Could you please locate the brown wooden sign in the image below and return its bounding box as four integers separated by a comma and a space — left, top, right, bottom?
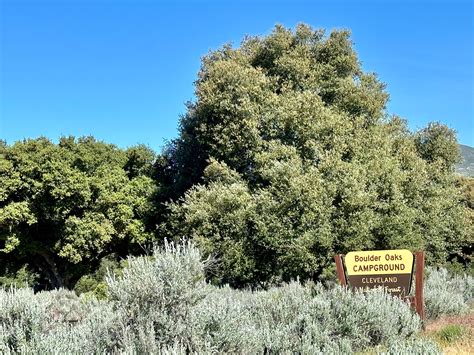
334, 250, 425, 320
344, 249, 414, 297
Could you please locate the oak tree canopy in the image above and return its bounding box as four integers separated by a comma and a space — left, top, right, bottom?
160, 24, 469, 287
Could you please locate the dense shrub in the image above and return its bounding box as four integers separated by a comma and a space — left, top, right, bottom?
424, 267, 474, 319
0, 242, 416, 353
74, 254, 126, 299
0, 287, 118, 353
0, 242, 471, 353
186, 282, 420, 353
106, 241, 210, 352
0, 265, 38, 289
19, 299, 119, 354
0, 288, 48, 352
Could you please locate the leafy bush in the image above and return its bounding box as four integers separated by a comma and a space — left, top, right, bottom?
187, 282, 420, 353
0, 265, 38, 289
19, 299, 119, 354
0, 287, 118, 353
424, 267, 474, 319
74, 254, 126, 299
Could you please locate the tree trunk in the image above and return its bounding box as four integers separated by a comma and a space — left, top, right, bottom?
36, 251, 64, 289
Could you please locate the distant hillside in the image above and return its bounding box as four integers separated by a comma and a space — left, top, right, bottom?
456, 144, 474, 177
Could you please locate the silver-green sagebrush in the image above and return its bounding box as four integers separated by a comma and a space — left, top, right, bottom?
3, 241, 459, 354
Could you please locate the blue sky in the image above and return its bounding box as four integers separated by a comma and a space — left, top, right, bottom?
1, 0, 473, 151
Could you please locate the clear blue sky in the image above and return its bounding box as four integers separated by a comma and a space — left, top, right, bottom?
1, 0, 473, 151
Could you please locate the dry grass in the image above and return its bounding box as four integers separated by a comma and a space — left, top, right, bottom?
424, 311, 474, 354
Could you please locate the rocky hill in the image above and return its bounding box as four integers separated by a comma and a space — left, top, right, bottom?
457, 144, 474, 177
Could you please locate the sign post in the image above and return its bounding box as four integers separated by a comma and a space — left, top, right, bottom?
334, 250, 424, 320
414, 251, 425, 320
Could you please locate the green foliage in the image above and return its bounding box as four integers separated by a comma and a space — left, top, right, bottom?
0, 136, 157, 288
445, 260, 474, 277
0, 23, 470, 299
454, 176, 474, 268
74, 254, 126, 299
124, 144, 156, 179
415, 122, 461, 168
161, 24, 469, 287
0, 265, 38, 289
435, 324, 466, 345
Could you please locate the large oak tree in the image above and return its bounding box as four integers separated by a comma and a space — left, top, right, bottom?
160, 24, 470, 287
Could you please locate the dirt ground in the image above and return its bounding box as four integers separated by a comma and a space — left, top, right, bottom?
423, 312, 474, 354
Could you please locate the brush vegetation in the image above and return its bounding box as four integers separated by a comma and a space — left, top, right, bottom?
3, 242, 471, 354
